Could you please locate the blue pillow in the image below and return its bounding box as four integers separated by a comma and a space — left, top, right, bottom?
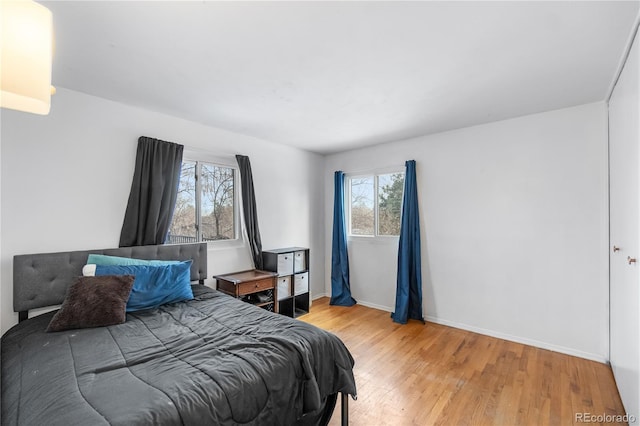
94, 261, 193, 312
87, 254, 181, 266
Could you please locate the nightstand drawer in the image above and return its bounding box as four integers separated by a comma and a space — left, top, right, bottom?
238, 278, 274, 296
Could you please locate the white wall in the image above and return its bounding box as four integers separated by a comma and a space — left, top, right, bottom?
1, 89, 610, 363
0, 88, 325, 333
324, 102, 609, 362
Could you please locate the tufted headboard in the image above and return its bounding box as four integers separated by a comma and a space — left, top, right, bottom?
13, 243, 208, 321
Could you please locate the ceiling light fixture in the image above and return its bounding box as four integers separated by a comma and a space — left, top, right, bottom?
1, 0, 54, 115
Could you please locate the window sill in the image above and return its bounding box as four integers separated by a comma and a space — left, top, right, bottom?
166, 238, 245, 251
347, 235, 399, 245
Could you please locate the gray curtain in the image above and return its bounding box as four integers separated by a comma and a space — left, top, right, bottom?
236, 155, 263, 269
119, 136, 183, 247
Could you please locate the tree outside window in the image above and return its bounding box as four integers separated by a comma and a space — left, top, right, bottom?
378, 173, 404, 236
348, 172, 404, 237
168, 160, 236, 243
350, 176, 374, 235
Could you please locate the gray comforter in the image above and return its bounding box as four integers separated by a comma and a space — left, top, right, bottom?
1, 286, 356, 425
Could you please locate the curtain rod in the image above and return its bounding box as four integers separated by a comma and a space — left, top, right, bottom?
340, 162, 408, 176
182, 148, 237, 165
183, 147, 236, 158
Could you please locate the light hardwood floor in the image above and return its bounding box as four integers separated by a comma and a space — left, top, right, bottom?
300, 297, 626, 426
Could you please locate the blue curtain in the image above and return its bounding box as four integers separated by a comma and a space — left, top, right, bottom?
391, 160, 424, 324
330, 171, 357, 306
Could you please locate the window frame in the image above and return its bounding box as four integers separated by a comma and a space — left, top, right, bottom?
169, 151, 242, 248
345, 168, 405, 240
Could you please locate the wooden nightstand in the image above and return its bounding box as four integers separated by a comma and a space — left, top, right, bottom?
214, 270, 278, 313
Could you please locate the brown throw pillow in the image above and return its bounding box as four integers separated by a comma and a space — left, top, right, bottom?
47, 275, 135, 332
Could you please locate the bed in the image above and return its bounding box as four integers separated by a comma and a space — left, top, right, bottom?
1, 243, 356, 425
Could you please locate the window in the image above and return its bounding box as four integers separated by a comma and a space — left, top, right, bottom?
347, 172, 405, 237
168, 160, 237, 244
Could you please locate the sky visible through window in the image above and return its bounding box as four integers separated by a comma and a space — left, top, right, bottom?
349, 173, 404, 236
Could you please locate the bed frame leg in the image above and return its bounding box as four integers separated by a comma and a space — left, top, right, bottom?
341, 392, 349, 426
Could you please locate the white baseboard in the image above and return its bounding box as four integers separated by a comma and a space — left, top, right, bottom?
312, 294, 395, 313
356, 300, 394, 313
314, 293, 607, 364
425, 315, 608, 364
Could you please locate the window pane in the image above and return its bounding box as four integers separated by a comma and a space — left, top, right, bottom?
168, 161, 197, 243
201, 164, 235, 241
350, 176, 374, 235
378, 173, 404, 236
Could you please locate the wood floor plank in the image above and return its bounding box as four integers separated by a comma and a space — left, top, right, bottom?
300, 297, 626, 426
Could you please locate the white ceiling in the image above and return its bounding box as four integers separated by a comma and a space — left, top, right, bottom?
43, 1, 639, 154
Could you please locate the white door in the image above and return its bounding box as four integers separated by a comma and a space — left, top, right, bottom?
609, 33, 640, 418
